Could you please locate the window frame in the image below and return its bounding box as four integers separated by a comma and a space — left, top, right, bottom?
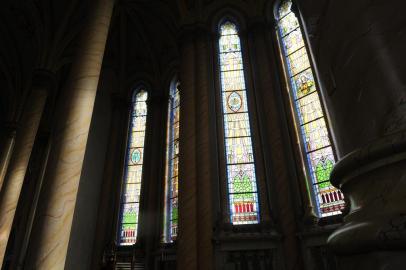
274, 0, 344, 219
213, 16, 266, 226
116, 86, 150, 246
162, 79, 180, 243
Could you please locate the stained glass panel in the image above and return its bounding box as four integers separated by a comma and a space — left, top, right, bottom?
118, 90, 148, 245
164, 82, 180, 242
219, 21, 260, 224
277, 0, 344, 217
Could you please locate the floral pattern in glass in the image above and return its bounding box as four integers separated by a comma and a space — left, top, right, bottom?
163, 82, 180, 242
277, 0, 345, 217
118, 90, 148, 245
219, 21, 260, 224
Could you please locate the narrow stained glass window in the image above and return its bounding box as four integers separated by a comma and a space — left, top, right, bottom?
218, 21, 260, 225
277, 0, 345, 217
118, 89, 148, 245
163, 82, 180, 242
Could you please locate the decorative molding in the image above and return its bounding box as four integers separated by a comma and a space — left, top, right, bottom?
330, 130, 406, 188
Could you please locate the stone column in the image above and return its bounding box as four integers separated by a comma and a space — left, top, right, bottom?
24, 0, 115, 268
0, 122, 17, 192
194, 28, 214, 270
178, 24, 215, 270
307, 1, 406, 269
141, 95, 167, 269
177, 27, 198, 270
246, 20, 305, 270
0, 72, 51, 266
92, 93, 130, 269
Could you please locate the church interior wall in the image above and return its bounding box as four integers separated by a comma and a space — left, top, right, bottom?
0, 0, 405, 269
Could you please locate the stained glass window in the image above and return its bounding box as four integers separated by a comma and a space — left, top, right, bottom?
219, 21, 260, 225
277, 0, 345, 217
118, 89, 148, 245
163, 82, 180, 242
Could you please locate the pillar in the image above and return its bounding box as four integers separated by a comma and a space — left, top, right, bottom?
92, 93, 130, 269
177, 26, 198, 270
246, 19, 304, 270
24, 0, 115, 268
194, 27, 214, 270
308, 1, 406, 269
0, 72, 51, 266
178, 25, 215, 270
141, 94, 167, 269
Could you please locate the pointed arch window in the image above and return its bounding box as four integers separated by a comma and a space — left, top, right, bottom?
218, 21, 260, 225
118, 89, 148, 245
276, 0, 345, 217
163, 82, 180, 242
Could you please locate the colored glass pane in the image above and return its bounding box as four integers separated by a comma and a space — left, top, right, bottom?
164, 82, 180, 242
277, 0, 345, 217
118, 90, 148, 245
219, 21, 260, 225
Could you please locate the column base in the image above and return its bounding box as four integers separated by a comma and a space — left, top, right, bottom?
328, 130, 406, 257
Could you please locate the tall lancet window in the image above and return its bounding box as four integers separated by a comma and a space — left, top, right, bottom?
277, 0, 345, 217
118, 89, 148, 245
218, 21, 260, 225
163, 82, 180, 242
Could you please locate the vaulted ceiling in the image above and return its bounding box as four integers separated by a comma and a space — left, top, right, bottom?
0, 0, 281, 123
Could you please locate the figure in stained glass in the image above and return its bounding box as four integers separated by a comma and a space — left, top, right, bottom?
298, 74, 314, 95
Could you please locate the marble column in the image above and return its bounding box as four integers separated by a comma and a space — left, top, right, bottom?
177, 27, 198, 270
24, 0, 115, 268
307, 1, 406, 269
0, 72, 51, 266
0, 122, 17, 192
